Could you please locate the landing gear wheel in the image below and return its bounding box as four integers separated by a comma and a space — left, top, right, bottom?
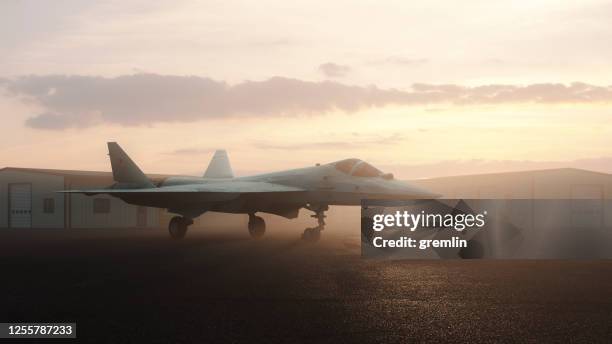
302, 204, 327, 242
248, 215, 266, 239
302, 227, 321, 242
169, 216, 190, 239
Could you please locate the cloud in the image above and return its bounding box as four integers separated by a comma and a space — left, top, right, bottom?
24, 112, 77, 130
3, 74, 612, 130
252, 133, 406, 151
318, 63, 351, 78
4, 74, 404, 129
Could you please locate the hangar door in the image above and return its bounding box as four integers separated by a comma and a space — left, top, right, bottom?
9, 183, 32, 228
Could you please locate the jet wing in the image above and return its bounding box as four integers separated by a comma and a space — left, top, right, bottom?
60, 181, 305, 195
60, 181, 308, 210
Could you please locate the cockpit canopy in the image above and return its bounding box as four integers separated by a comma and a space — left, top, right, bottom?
333, 158, 384, 177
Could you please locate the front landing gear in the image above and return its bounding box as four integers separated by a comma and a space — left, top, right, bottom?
169, 216, 193, 239
302, 204, 328, 242
302, 227, 321, 242
248, 214, 266, 239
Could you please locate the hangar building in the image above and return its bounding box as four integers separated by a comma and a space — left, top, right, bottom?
412, 168, 612, 200
412, 168, 612, 229
0, 167, 168, 229
2, 166, 612, 232
412, 168, 612, 258
0, 167, 248, 230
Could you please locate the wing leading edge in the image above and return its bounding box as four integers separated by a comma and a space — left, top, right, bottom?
60, 181, 305, 195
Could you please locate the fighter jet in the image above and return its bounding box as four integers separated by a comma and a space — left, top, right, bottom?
63, 142, 438, 241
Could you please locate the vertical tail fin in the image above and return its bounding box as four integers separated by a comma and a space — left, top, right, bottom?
107, 142, 154, 188
204, 150, 234, 179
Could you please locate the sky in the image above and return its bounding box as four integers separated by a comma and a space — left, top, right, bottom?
1, 0, 612, 179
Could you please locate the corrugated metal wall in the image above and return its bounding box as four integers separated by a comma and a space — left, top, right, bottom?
68, 193, 161, 229
3, 168, 612, 230
0, 170, 64, 228
0, 170, 161, 229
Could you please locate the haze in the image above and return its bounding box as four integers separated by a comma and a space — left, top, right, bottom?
1, 0, 612, 179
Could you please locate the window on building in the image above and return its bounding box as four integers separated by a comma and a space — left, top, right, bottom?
93, 198, 111, 214
43, 198, 55, 214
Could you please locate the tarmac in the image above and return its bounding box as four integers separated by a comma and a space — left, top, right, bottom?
1, 228, 612, 343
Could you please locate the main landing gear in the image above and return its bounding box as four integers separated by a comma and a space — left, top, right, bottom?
302, 204, 328, 243
248, 213, 266, 239
169, 216, 193, 239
